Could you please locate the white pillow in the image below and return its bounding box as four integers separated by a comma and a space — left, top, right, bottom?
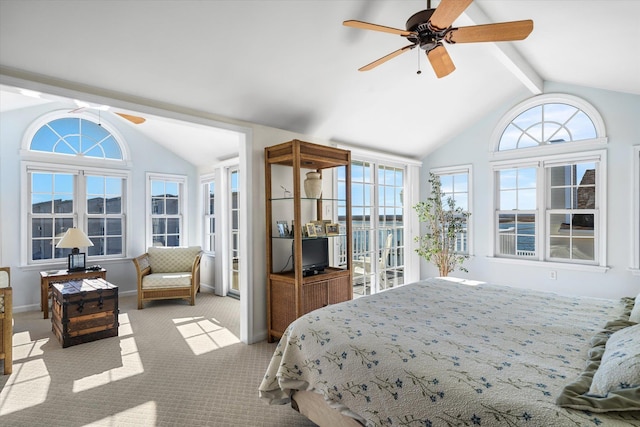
630, 294, 640, 323
588, 324, 640, 397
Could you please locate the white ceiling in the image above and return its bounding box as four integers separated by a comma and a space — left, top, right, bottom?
1, 1, 639, 167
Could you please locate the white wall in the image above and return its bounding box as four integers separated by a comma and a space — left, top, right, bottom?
420, 82, 640, 299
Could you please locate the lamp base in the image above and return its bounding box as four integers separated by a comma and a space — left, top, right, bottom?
68, 252, 86, 272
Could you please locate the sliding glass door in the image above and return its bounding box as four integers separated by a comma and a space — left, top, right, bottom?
338, 160, 405, 297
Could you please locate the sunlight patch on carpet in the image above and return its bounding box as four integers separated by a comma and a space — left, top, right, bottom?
0, 359, 50, 415
118, 312, 133, 336
72, 337, 143, 393
11, 331, 47, 360
84, 401, 157, 426
174, 317, 240, 355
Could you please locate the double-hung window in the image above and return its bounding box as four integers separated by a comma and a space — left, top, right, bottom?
491, 94, 607, 268
202, 178, 216, 253
547, 161, 598, 262
431, 166, 472, 255
496, 166, 537, 258
148, 174, 186, 247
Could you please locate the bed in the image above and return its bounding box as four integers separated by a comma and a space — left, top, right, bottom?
259, 277, 640, 426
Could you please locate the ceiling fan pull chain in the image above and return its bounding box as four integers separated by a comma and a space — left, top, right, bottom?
417, 48, 422, 75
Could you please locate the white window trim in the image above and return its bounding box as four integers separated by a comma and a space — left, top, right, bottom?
490, 93, 608, 162
631, 145, 640, 275
21, 161, 131, 267
145, 172, 188, 248
430, 164, 474, 257
201, 172, 216, 256
488, 149, 608, 272
20, 109, 132, 167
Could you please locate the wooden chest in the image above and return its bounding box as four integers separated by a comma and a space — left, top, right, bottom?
51, 278, 118, 348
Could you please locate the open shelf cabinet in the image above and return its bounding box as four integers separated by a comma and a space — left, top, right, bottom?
265, 139, 352, 342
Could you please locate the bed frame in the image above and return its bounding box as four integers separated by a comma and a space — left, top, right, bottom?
291, 391, 363, 427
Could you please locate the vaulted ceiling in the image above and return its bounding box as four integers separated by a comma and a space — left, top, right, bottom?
1, 1, 639, 167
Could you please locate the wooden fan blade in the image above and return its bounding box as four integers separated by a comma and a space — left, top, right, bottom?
115, 112, 146, 124
445, 20, 533, 43
358, 44, 416, 71
343, 20, 415, 37
427, 45, 456, 78
429, 0, 473, 31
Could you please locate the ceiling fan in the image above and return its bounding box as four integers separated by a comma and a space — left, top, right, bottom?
343, 0, 533, 78
69, 103, 146, 125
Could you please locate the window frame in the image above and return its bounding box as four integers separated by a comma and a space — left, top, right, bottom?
430, 165, 473, 257
490, 94, 607, 162
493, 163, 539, 259
21, 161, 130, 266
201, 173, 216, 255
146, 173, 187, 247
491, 150, 607, 271
337, 147, 420, 295
21, 112, 130, 267
489, 95, 608, 272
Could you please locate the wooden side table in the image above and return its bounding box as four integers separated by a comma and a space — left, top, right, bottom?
39, 269, 106, 319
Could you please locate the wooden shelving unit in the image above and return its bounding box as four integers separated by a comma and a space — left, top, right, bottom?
265, 139, 352, 342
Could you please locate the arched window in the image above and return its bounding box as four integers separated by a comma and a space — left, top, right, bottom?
30, 117, 123, 159
499, 103, 597, 150
490, 94, 608, 270
493, 93, 606, 153
22, 112, 129, 266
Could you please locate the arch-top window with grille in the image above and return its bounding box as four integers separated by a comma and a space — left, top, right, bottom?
490, 94, 608, 270
497, 95, 604, 152
23, 114, 128, 266
30, 117, 123, 160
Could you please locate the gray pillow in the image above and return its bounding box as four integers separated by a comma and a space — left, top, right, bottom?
629, 294, 640, 323
556, 297, 640, 413
588, 323, 640, 397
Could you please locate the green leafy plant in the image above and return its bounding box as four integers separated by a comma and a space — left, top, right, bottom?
413, 173, 471, 277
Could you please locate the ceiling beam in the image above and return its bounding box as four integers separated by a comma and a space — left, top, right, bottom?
463, 3, 543, 94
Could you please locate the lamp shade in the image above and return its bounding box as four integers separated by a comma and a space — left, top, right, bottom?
56, 228, 94, 251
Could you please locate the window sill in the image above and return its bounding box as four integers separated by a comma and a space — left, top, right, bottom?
630, 268, 640, 277
486, 256, 610, 273
20, 257, 130, 271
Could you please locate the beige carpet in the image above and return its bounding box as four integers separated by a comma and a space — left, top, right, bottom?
0, 290, 316, 427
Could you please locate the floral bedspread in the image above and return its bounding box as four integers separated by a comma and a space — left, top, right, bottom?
259, 278, 640, 426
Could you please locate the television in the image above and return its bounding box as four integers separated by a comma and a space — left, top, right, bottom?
294, 238, 329, 276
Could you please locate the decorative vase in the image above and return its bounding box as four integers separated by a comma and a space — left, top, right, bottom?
304, 171, 322, 198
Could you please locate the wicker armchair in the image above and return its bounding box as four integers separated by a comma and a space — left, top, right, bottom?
0, 267, 12, 375
133, 246, 202, 309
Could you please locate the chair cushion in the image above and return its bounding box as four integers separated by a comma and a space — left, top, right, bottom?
147, 246, 201, 273
142, 272, 193, 289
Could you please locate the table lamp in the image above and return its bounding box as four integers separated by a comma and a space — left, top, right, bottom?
56, 228, 94, 271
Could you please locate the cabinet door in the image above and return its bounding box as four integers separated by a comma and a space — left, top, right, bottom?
270, 278, 297, 333
301, 280, 328, 314
328, 276, 351, 305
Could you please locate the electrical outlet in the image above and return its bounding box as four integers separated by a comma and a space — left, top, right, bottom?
549, 271, 557, 280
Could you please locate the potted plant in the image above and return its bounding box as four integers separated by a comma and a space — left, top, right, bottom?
413, 173, 471, 277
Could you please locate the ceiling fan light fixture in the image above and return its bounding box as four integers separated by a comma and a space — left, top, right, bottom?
343, 0, 533, 77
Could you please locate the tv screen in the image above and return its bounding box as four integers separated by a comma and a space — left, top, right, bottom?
295, 238, 329, 276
